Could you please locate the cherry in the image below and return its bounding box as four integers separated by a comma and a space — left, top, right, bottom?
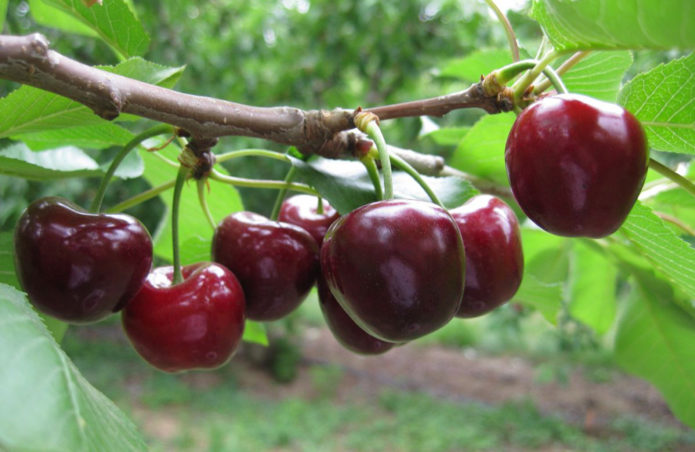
212, 211, 319, 321
505, 94, 648, 238
14, 196, 152, 324
122, 262, 245, 373
278, 195, 340, 245
317, 276, 394, 355
320, 199, 465, 343
450, 195, 523, 318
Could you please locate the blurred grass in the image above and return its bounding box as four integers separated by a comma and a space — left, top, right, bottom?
61, 312, 695, 452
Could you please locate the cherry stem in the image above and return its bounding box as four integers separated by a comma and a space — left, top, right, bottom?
209, 169, 318, 195
485, 60, 566, 99
364, 120, 394, 199
654, 211, 695, 236
534, 51, 590, 94
270, 165, 298, 221
197, 179, 217, 230
316, 196, 325, 215
648, 158, 695, 198
105, 179, 177, 213
215, 149, 291, 164
172, 165, 190, 285
370, 147, 444, 207
511, 50, 560, 104
90, 123, 174, 213
484, 0, 520, 62
360, 155, 384, 200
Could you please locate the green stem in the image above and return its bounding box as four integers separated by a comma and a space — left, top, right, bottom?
365, 121, 393, 200
171, 166, 190, 285
90, 124, 174, 212
197, 179, 217, 230
106, 179, 177, 213
215, 149, 292, 164
316, 196, 324, 215
209, 169, 318, 196
654, 211, 695, 236
270, 166, 298, 221
484, 0, 519, 62
511, 50, 560, 103
388, 151, 444, 207
540, 64, 568, 94
534, 51, 590, 94
360, 155, 384, 200
648, 158, 695, 198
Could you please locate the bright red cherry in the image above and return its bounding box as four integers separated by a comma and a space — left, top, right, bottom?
450, 195, 523, 318
278, 195, 340, 245
321, 199, 465, 343
212, 212, 319, 321
14, 197, 152, 323
122, 263, 245, 373
505, 94, 648, 237
317, 276, 394, 355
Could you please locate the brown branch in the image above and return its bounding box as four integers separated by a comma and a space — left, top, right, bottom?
0, 33, 508, 156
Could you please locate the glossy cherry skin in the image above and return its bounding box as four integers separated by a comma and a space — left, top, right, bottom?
321, 199, 465, 343
122, 263, 245, 373
14, 197, 152, 324
212, 211, 319, 321
505, 94, 648, 238
278, 195, 340, 245
450, 195, 523, 318
317, 276, 394, 355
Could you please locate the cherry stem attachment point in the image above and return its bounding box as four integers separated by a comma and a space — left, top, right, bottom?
90, 123, 174, 213
172, 165, 190, 285
484, 0, 519, 62
197, 179, 217, 230
648, 158, 695, 198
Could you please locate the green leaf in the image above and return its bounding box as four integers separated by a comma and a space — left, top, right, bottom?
568, 241, 617, 334
243, 320, 269, 346
291, 157, 479, 214
0, 143, 104, 180
614, 270, 695, 430
0, 59, 185, 138
420, 127, 470, 146
449, 113, 516, 186
0, 0, 8, 32
29, 0, 98, 37
439, 48, 512, 82
17, 123, 135, 151
41, 0, 149, 58
532, 0, 695, 51
561, 51, 633, 102
514, 274, 563, 324
620, 202, 695, 300
618, 53, 695, 155
0, 283, 147, 451
0, 233, 18, 289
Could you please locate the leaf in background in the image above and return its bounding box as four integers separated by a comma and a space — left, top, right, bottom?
532, 0, 695, 51
568, 241, 617, 334
0, 59, 185, 139
620, 202, 695, 300
16, 123, 134, 151
439, 48, 512, 82
291, 157, 478, 214
450, 113, 515, 186
0, 143, 104, 180
42, 0, 149, 58
561, 51, 633, 102
614, 269, 695, 430
514, 274, 563, 323
420, 127, 470, 146
618, 53, 695, 155
29, 0, 97, 37
0, 233, 18, 289
0, 283, 147, 451
0, 0, 8, 32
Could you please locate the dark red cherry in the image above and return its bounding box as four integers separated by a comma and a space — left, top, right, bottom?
212, 211, 319, 321
122, 263, 245, 373
505, 94, 648, 237
317, 276, 394, 355
320, 199, 465, 343
450, 195, 523, 318
13, 197, 152, 324
278, 195, 340, 245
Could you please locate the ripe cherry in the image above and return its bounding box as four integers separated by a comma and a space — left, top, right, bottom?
505, 94, 648, 237
212, 211, 319, 321
317, 276, 394, 355
122, 263, 245, 373
14, 197, 152, 323
278, 195, 340, 245
321, 199, 465, 343
450, 195, 523, 318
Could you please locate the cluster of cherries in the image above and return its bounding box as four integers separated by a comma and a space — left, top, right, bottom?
12, 94, 647, 373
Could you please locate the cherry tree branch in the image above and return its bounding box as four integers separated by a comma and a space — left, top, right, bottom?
0, 33, 508, 156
